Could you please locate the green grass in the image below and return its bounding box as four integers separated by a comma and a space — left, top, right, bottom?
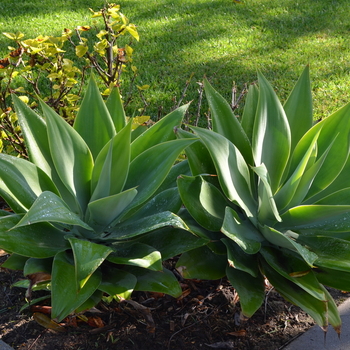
1, 0, 350, 121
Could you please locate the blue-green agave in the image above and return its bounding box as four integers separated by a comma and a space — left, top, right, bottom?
177, 66, 350, 334
0, 76, 206, 322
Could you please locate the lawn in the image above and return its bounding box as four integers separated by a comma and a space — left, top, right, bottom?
1, 0, 350, 121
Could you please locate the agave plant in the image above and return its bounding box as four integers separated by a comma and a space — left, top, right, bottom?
177, 65, 350, 333
0, 76, 205, 322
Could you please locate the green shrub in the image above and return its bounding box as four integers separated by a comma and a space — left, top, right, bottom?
0, 3, 144, 156
177, 65, 350, 334
0, 76, 205, 322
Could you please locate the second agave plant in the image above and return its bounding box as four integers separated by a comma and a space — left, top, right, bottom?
177, 65, 350, 334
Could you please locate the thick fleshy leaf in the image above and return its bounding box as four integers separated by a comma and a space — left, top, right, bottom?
125, 266, 182, 298
177, 175, 228, 231
0, 154, 58, 213
297, 235, 350, 272
123, 138, 197, 214
283, 65, 313, 152
226, 265, 265, 318
134, 227, 209, 261
40, 101, 94, 213
129, 188, 182, 222
91, 120, 132, 199
13, 191, 93, 231
252, 72, 291, 193
106, 211, 189, 240
99, 268, 137, 300
175, 246, 227, 280
191, 126, 256, 221
1, 254, 29, 270
221, 238, 259, 277
107, 242, 162, 271
314, 188, 350, 205
203, 78, 253, 165
240, 83, 259, 143
75, 290, 103, 313
87, 188, 137, 229
277, 205, 350, 232
274, 131, 320, 212
175, 128, 216, 176
321, 286, 342, 333
105, 85, 127, 132
252, 164, 281, 224
261, 259, 329, 329
12, 95, 78, 212
260, 246, 325, 300
130, 103, 190, 161
291, 102, 350, 200
0, 215, 69, 258
51, 251, 101, 322
73, 75, 115, 159
23, 257, 53, 276
221, 207, 263, 254
260, 225, 318, 267
315, 266, 350, 291
69, 238, 113, 289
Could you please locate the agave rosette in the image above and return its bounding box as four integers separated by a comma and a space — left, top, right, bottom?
177, 66, 350, 333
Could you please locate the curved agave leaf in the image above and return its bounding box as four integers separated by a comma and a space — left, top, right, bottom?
124, 266, 182, 298
40, 100, 94, 214
134, 227, 209, 261
1, 254, 29, 270
177, 175, 228, 231
221, 238, 260, 277
240, 83, 259, 143
260, 225, 318, 267
0, 154, 58, 213
314, 188, 350, 205
13, 191, 93, 231
68, 237, 113, 289
253, 72, 291, 194
0, 215, 69, 258
297, 235, 350, 272
252, 164, 281, 224
315, 266, 350, 291
99, 268, 137, 301
11, 95, 78, 212
105, 85, 127, 132
51, 251, 101, 322
274, 131, 320, 212
283, 65, 313, 152
73, 75, 116, 159
175, 128, 216, 176
261, 258, 330, 330
106, 211, 189, 240
221, 207, 263, 254
190, 126, 256, 221
87, 188, 137, 229
130, 103, 190, 161
278, 205, 350, 232
203, 78, 253, 165
260, 246, 325, 300
90, 120, 132, 200
291, 102, 350, 199
175, 246, 227, 280
226, 265, 265, 318
123, 138, 197, 215
107, 242, 162, 271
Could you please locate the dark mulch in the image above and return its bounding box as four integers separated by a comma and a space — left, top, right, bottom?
1, 249, 348, 350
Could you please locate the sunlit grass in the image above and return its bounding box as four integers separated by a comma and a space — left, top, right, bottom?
2, 0, 350, 120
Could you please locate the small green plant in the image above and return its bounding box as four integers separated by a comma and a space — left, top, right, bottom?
177, 65, 350, 334
0, 3, 143, 156
0, 76, 205, 322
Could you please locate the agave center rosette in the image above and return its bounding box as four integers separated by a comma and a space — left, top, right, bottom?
0, 76, 206, 322
177, 66, 350, 334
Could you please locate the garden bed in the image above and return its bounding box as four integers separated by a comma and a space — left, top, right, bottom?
1, 250, 348, 350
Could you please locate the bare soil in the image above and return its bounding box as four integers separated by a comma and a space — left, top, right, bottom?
1, 249, 349, 350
